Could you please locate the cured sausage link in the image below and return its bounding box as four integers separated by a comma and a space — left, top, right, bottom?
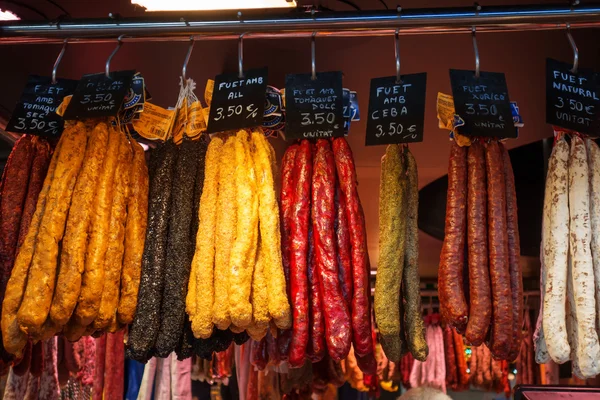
485, 141, 512, 360
288, 140, 312, 368
313, 139, 351, 362
500, 142, 523, 361
438, 141, 469, 333
542, 137, 571, 364
568, 136, 600, 378
376, 144, 405, 363
465, 141, 491, 346
403, 148, 428, 362
332, 137, 373, 357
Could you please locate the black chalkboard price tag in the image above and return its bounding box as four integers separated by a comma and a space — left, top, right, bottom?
63, 70, 135, 120
284, 71, 344, 140
546, 58, 600, 134
365, 73, 427, 146
6, 75, 78, 137
206, 68, 268, 134
449, 69, 515, 138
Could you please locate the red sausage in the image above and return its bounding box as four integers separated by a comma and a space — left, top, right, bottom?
332, 138, 373, 357
12, 340, 32, 376
307, 223, 325, 363
277, 145, 298, 362
250, 338, 269, 371
104, 330, 125, 400
30, 340, 44, 378
438, 141, 469, 333
92, 335, 106, 400
288, 141, 312, 368
465, 141, 491, 346
500, 142, 523, 362
312, 140, 352, 362
485, 141, 513, 360
335, 184, 352, 310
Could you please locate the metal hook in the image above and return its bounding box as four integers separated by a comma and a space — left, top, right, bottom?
311, 32, 317, 80
52, 38, 68, 84
472, 26, 480, 78
182, 36, 195, 83
238, 33, 245, 79
394, 29, 401, 84
566, 23, 579, 74
105, 34, 125, 79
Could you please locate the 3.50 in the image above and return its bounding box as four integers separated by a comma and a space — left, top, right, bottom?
555, 97, 595, 115
465, 103, 499, 116
300, 112, 335, 126
375, 122, 417, 139
80, 93, 113, 105
13, 118, 59, 135
213, 104, 258, 121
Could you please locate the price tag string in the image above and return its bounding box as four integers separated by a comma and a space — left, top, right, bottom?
105, 34, 125, 79
181, 36, 195, 85
471, 26, 480, 79
238, 33, 246, 79
51, 38, 68, 84
565, 23, 579, 74
311, 31, 317, 81
394, 29, 402, 84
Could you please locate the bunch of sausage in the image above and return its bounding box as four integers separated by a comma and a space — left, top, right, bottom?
438, 139, 522, 361
126, 134, 211, 362
0, 135, 52, 370
1, 121, 149, 360
468, 342, 511, 396
534, 133, 600, 379
129, 129, 289, 363
375, 144, 428, 364
279, 137, 374, 371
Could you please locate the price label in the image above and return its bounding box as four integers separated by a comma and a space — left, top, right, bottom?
284, 71, 344, 140
366, 73, 427, 146
449, 69, 515, 138
206, 67, 268, 133
63, 70, 135, 120
6, 75, 78, 137
546, 58, 600, 134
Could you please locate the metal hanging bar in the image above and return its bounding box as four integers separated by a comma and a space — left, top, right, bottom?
1, 3, 600, 44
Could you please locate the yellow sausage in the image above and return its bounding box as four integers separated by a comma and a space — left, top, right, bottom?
50, 122, 109, 326
93, 132, 133, 329
117, 138, 149, 325
74, 125, 121, 326
188, 137, 223, 338
212, 136, 237, 330
17, 121, 88, 336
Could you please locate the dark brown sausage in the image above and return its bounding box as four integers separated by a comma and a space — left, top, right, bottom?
438, 141, 469, 333
500, 142, 523, 362
465, 141, 491, 346
485, 141, 513, 360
